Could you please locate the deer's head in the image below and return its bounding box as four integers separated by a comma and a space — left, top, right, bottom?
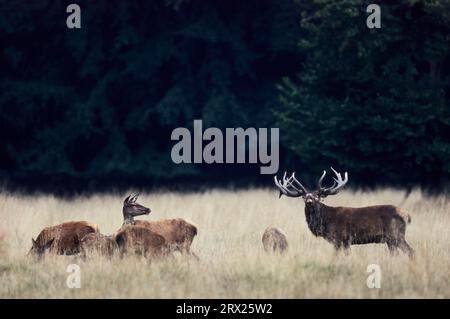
123, 194, 151, 221
29, 238, 54, 258
274, 167, 348, 207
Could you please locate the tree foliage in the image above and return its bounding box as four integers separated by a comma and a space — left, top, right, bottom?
0, 0, 300, 190
0, 0, 449, 192
277, 0, 450, 188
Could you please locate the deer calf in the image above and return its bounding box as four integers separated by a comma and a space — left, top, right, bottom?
262, 227, 288, 254
114, 225, 169, 258
80, 232, 118, 258
30, 221, 99, 257
274, 168, 414, 259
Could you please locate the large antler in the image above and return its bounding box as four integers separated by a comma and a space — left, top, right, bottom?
274, 172, 308, 198
317, 167, 348, 197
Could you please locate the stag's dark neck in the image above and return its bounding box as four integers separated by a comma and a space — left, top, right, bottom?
304, 201, 329, 237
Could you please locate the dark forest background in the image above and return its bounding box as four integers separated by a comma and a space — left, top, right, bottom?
0, 0, 449, 194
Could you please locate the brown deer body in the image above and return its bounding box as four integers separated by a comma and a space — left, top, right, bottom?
114, 225, 168, 258
120, 195, 198, 257
80, 232, 118, 258
262, 227, 288, 254
30, 221, 99, 257
274, 168, 414, 258
128, 219, 197, 255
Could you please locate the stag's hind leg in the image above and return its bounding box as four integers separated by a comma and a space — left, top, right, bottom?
386, 218, 414, 258
387, 231, 414, 259
386, 240, 400, 256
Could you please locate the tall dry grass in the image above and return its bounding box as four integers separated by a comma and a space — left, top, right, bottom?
0, 231, 5, 258
0, 188, 449, 298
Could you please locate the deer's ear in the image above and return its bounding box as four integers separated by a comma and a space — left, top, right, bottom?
124, 195, 131, 204
131, 194, 139, 203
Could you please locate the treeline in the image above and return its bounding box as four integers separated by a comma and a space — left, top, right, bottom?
0, 0, 449, 193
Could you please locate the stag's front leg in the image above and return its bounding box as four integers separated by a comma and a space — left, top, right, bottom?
399, 239, 415, 260
343, 242, 351, 256
333, 240, 351, 256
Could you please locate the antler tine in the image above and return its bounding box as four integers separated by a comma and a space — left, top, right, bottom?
317, 170, 326, 190
326, 167, 348, 195
284, 174, 302, 193
274, 175, 296, 198
283, 172, 292, 183
291, 172, 309, 194
274, 176, 287, 197
317, 167, 348, 197
274, 171, 307, 198
331, 167, 348, 184
274, 174, 291, 195
321, 180, 337, 193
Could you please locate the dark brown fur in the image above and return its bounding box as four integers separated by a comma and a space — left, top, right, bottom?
305, 202, 414, 258
262, 227, 288, 254
80, 232, 118, 258
114, 225, 168, 258
31, 221, 99, 256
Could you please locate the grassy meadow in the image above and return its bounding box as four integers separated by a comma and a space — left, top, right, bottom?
0, 188, 449, 298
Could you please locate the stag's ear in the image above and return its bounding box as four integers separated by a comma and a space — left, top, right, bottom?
278, 191, 283, 199
124, 195, 131, 204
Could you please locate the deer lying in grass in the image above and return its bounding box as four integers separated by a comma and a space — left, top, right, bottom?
30, 221, 99, 257
262, 227, 288, 254
274, 168, 415, 259
114, 225, 169, 258
80, 232, 118, 258
118, 194, 198, 258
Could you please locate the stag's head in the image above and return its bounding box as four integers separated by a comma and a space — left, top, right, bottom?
123, 194, 151, 221
274, 168, 348, 206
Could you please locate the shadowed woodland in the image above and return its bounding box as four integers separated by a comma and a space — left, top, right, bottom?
1, 0, 449, 194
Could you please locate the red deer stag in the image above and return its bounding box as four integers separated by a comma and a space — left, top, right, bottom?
274, 168, 414, 258
114, 225, 169, 258
262, 227, 288, 254
118, 194, 198, 258
30, 221, 99, 257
